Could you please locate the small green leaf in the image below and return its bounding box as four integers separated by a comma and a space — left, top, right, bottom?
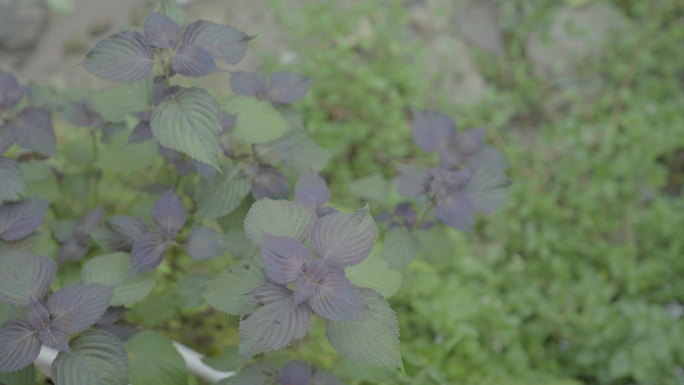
159, 0, 187, 26
349, 173, 390, 203
201, 346, 242, 371
0, 363, 35, 385
91, 78, 153, 122
204, 263, 265, 316
255, 131, 330, 174
82, 252, 156, 306
95, 127, 158, 174
195, 165, 252, 220
52, 330, 129, 385
326, 288, 402, 368
381, 226, 420, 269
224, 96, 290, 144
346, 252, 401, 298
244, 199, 317, 246
125, 330, 187, 385
151, 87, 222, 167
176, 273, 212, 309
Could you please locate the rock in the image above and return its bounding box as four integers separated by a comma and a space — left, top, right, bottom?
0, 0, 49, 51
454, 0, 505, 56
425, 34, 487, 105
406, 0, 455, 38
525, 3, 630, 81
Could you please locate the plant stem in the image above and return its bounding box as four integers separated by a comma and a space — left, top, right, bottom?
90, 127, 100, 205
413, 197, 436, 231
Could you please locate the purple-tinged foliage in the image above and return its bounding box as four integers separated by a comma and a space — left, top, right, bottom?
439, 129, 485, 169
75, 206, 103, 235
222, 111, 237, 132
172, 44, 223, 78
0, 319, 41, 373
153, 190, 186, 239
94, 216, 148, 252
9, 108, 57, 156
144, 12, 181, 49
184, 225, 227, 260
58, 238, 90, 263
267, 72, 311, 105
38, 326, 71, 352
27, 299, 51, 330
47, 283, 114, 335
0, 70, 25, 111
304, 267, 368, 321
251, 166, 290, 200
129, 118, 153, 144
152, 81, 182, 106
130, 231, 169, 274
60, 101, 104, 128
279, 360, 311, 385
83, 31, 154, 83
0, 125, 14, 155
0, 198, 49, 241
0, 252, 57, 306
311, 205, 377, 268
231, 71, 266, 97
261, 235, 314, 285
96, 306, 127, 326
294, 172, 330, 209
434, 191, 476, 232
194, 159, 217, 179
412, 110, 456, 153
58, 206, 103, 263
0, 157, 24, 201
394, 164, 430, 197
181, 20, 249, 65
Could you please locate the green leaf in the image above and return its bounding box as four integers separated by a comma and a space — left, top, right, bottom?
381, 226, 420, 269
20, 162, 59, 202
0, 158, 24, 202
125, 330, 187, 385
0, 301, 26, 324
204, 263, 265, 315
326, 288, 402, 368
129, 290, 179, 328
243, 199, 317, 246
159, 0, 187, 26
255, 131, 330, 174
224, 96, 290, 144
52, 330, 129, 385
195, 165, 252, 220
82, 252, 156, 306
346, 252, 401, 298
91, 78, 153, 122
201, 346, 242, 371
349, 173, 390, 203
413, 227, 455, 265
176, 273, 211, 309
95, 127, 158, 174
151, 87, 222, 167
0, 363, 35, 385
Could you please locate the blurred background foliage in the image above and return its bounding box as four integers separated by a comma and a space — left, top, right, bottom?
3, 0, 683, 384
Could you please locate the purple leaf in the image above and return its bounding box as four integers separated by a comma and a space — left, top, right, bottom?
222, 111, 237, 132
455, 129, 485, 156
248, 283, 293, 308
144, 12, 181, 49
394, 164, 430, 197
251, 166, 290, 200
39, 326, 71, 352
184, 225, 227, 260
94, 216, 148, 252
130, 231, 169, 274
0, 319, 41, 373
96, 306, 127, 326
0, 157, 24, 202
172, 43, 223, 78
152, 82, 181, 105
238, 295, 312, 358
428, 168, 471, 197
27, 299, 51, 331
75, 206, 103, 236
182, 20, 248, 65
10, 108, 57, 156
128, 120, 153, 143
0, 252, 57, 305
230, 71, 265, 97
60, 101, 103, 128
0, 70, 25, 110
193, 160, 216, 179
47, 283, 114, 335
293, 259, 329, 305
465, 144, 510, 173
435, 191, 476, 232
279, 360, 312, 385
227, 363, 278, 385
260, 235, 313, 285
462, 168, 509, 213
412, 110, 456, 153
295, 172, 330, 208
310, 205, 377, 268
153, 190, 186, 239
0, 125, 15, 155
307, 269, 368, 321
311, 371, 343, 385
267, 72, 310, 104
57, 237, 90, 263
0, 198, 49, 241
83, 31, 154, 83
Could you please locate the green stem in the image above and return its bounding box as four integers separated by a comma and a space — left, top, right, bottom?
413, 197, 436, 231
90, 127, 100, 205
